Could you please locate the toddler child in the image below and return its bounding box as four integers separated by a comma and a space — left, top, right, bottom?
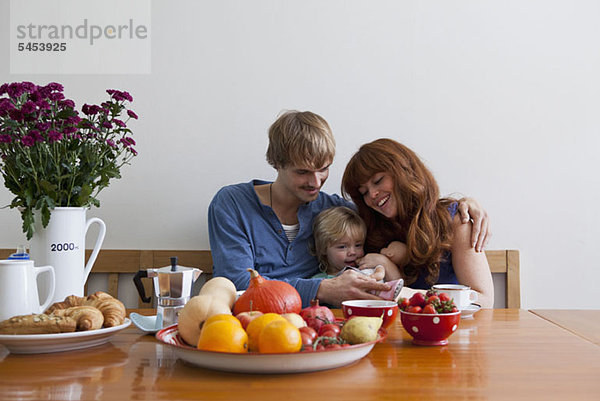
311, 206, 403, 301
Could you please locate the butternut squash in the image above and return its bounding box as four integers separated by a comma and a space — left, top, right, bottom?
198, 277, 237, 309
177, 294, 231, 346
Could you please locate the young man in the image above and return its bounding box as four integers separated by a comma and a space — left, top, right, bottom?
208, 111, 490, 307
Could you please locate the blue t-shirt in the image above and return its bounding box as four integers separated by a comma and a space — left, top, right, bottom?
409, 202, 459, 289
208, 180, 351, 307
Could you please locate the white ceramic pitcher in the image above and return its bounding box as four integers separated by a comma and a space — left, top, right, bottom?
0, 259, 55, 321
29, 207, 106, 303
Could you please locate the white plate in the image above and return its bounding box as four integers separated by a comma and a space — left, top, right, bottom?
0, 318, 131, 354
460, 304, 481, 319
156, 324, 386, 374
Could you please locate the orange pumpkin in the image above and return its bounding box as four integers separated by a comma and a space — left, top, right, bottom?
233, 269, 302, 315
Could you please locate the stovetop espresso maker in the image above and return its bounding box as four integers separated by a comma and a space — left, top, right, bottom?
134, 257, 202, 327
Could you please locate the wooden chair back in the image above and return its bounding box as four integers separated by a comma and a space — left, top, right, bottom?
485, 249, 521, 308
0, 248, 519, 308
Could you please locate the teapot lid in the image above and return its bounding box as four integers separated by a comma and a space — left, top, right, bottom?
149, 256, 200, 274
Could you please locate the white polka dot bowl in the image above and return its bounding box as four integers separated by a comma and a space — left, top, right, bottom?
341, 300, 398, 329
400, 310, 461, 346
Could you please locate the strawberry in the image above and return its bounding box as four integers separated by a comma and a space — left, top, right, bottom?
438, 292, 452, 303
398, 297, 410, 311
435, 299, 458, 314
409, 292, 426, 307
422, 304, 437, 314
407, 305, 422, 314
426, 295, 440, 305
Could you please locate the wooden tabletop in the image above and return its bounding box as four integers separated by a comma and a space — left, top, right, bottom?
1, 309, 599, 400
530, 309, 600, 346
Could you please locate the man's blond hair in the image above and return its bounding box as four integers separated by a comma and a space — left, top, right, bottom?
266, 110, 335, 169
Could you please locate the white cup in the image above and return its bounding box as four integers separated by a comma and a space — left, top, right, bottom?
0, 259, 55, 321
432, 284, 478, 310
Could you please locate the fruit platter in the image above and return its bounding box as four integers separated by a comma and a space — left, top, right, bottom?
156, 323, 386, 374
155, 270, 388, 374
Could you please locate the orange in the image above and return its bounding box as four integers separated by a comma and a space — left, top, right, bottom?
246, 313, 286, 352
203, 314, 242, 328
197, 320, 248, 353
258, 319, 302, 353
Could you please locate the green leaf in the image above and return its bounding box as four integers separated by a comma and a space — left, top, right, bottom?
77, 184, 92, 205
39, 179, 58, 193
21, 208, 35, 241
44, 195, 56, 209
41, 204, 50, 227
24, 187, 33, 206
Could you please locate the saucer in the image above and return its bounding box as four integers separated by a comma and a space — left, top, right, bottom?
459, 304, 481, 319
130, 313, 163, 333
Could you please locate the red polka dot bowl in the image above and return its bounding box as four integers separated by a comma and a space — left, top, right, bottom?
341, 300, 398, 329
400, 310, 461, 346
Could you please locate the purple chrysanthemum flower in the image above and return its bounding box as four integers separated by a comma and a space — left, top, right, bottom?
8, 109, 23, 121
48, 92, 65, 102
82, 104, 101, 115
127, 110, 138, 119
67, 115, 81, 125
29, 130, 44, 142
120, 137, 136, 147
44, 82, 64, 92
47, 130, 63, 142
106, 139, 116, 148
106, 89, 133, 102
61, 99, 75, 109
21, 82, 37, 93
112, 119, 126, 127
28, 91, 41, 102
36, 100, 51, 110
0, 134, 12, 143
102, 121, 112, 129
36, 122, 51, 131
0, 98, 15, 114
7, 83, 25, 98
21, 135, 35, 147
21, 101, 37, 114
62, 126, 78, 135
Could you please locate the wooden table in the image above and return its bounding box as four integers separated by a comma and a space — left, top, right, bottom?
1, 309, 599, 400
530, 309, 600, 346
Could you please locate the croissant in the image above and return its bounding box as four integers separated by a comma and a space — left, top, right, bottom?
85, 292, 126, 327
46, 291, 126, 327
45, 294, 86, 313
51, 306, 104, 331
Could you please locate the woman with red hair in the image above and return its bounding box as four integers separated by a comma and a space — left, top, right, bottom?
342, 139, 494, 307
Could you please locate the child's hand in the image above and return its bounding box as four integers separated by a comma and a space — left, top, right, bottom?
358, 253, 402, 281
356, 253, 388, 270
380, 241, 408, 267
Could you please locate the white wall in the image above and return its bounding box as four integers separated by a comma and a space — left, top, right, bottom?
1, 0, 599, 309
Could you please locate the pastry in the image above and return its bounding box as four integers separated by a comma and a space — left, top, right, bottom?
0, 313, 77, 334
46, 291, 126, 327
84, 292, 126, 327
51, 306, 104, 331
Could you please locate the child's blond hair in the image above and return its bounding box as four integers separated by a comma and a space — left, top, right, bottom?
312, 206, 366, 274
